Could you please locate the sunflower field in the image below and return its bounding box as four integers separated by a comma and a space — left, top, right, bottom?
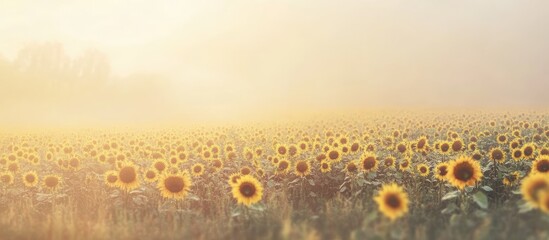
1, 111, 549, 240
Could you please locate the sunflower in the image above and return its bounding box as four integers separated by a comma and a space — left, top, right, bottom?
68, 157, 81, 170
509, 140, 520, 149
416, 164, 430, 177
531, 156, 549, 175
435, 162, 449, 181
43, 174, 62, 191
451, 139, 464, 152
540, 148, 549, 156
152, 159, 168, 173
104, 170, 119, 187
326, 148, 342, 162
240, 166, 252, 175
522, 143, 536, 160
275, 144, 288, 156
22, 171, 39, 187
399, 158, 411, 172
277, 159, 291, 174
228, 172, 242, 186
320, 160, 332, 173
489, 148, 506, 163
396, 141, 408, 154
521, 174, 549, 208
472, 151, 482, 161
0, 171, 14, 185
496, 134, 508, 144
345, 161, 358, 174
383, 156, 396, 169
158, 171, 192, 200
294, 160, 311, 177
360, 152, 378, 172
231, 175, 263, 206
416, 136, 429, 152
439, 142, 451, 154
468, 143, 477, 152
511, 148, 523, 161
374, 183, 409, 221
288, 144, 300, 158
447, 156, 483, 190
191, 163, 205, 177
116, 162, 140, 191
211, 159, 223, 172
144, 168, 158, 183
502, 171, 521, 186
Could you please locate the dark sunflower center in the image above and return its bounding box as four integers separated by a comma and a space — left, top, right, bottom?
363, 157, 375, 169
351, 143, 359, 151
492, 150, 503, 160
329, 151, 339, 160
347, 163, 357, 172
241, 167, 251, 175
45, 177, 59, 187
279, 162, 289, 170
438, 166, 448, 176
214, 160, 222, 168
70, 159, 79, 167
25, 174, 36, 182
155, 162, 166, 171
278, 147, 287, 155
119, 167, 137, 183
452, 141, 462, 151
401, 161, 409, 168
537, 160, 549, 172
524, 147, 533, 156
418, 140, 426, 149
164, 176, 185, 193
385, 194, 401, 208
239, 182, 256, 197
398, 145, 406, 153
385, 159, 393, 167
194, 166, 202, 173
420, 167, 427, 173
146, 171, 156, 179
297, 162, 309, 173
107, 175, 118, 183
454, 163, 474, 181
441, 144, 449, 152
514, 150, 522, 158
322, 163, 329, 169
289, 146, 297, 156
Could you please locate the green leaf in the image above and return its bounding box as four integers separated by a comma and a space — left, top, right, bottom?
441, 203, 457, 214
442, 190, 460, 201
481, 186, 493, 192
473, 191, 488, 209
465, 186, 475, 193
340, 186, 347, 193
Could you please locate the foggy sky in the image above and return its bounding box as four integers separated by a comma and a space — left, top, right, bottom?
1, 0, 548, 125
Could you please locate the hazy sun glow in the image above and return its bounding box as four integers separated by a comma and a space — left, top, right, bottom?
1, 0, 548, 126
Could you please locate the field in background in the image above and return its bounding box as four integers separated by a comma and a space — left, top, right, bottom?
1, 110, 549, 240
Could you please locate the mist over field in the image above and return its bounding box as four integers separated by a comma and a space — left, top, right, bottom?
1, 1, 549, 126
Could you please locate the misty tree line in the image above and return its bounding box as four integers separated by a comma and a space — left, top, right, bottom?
0, 42, 110, 87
